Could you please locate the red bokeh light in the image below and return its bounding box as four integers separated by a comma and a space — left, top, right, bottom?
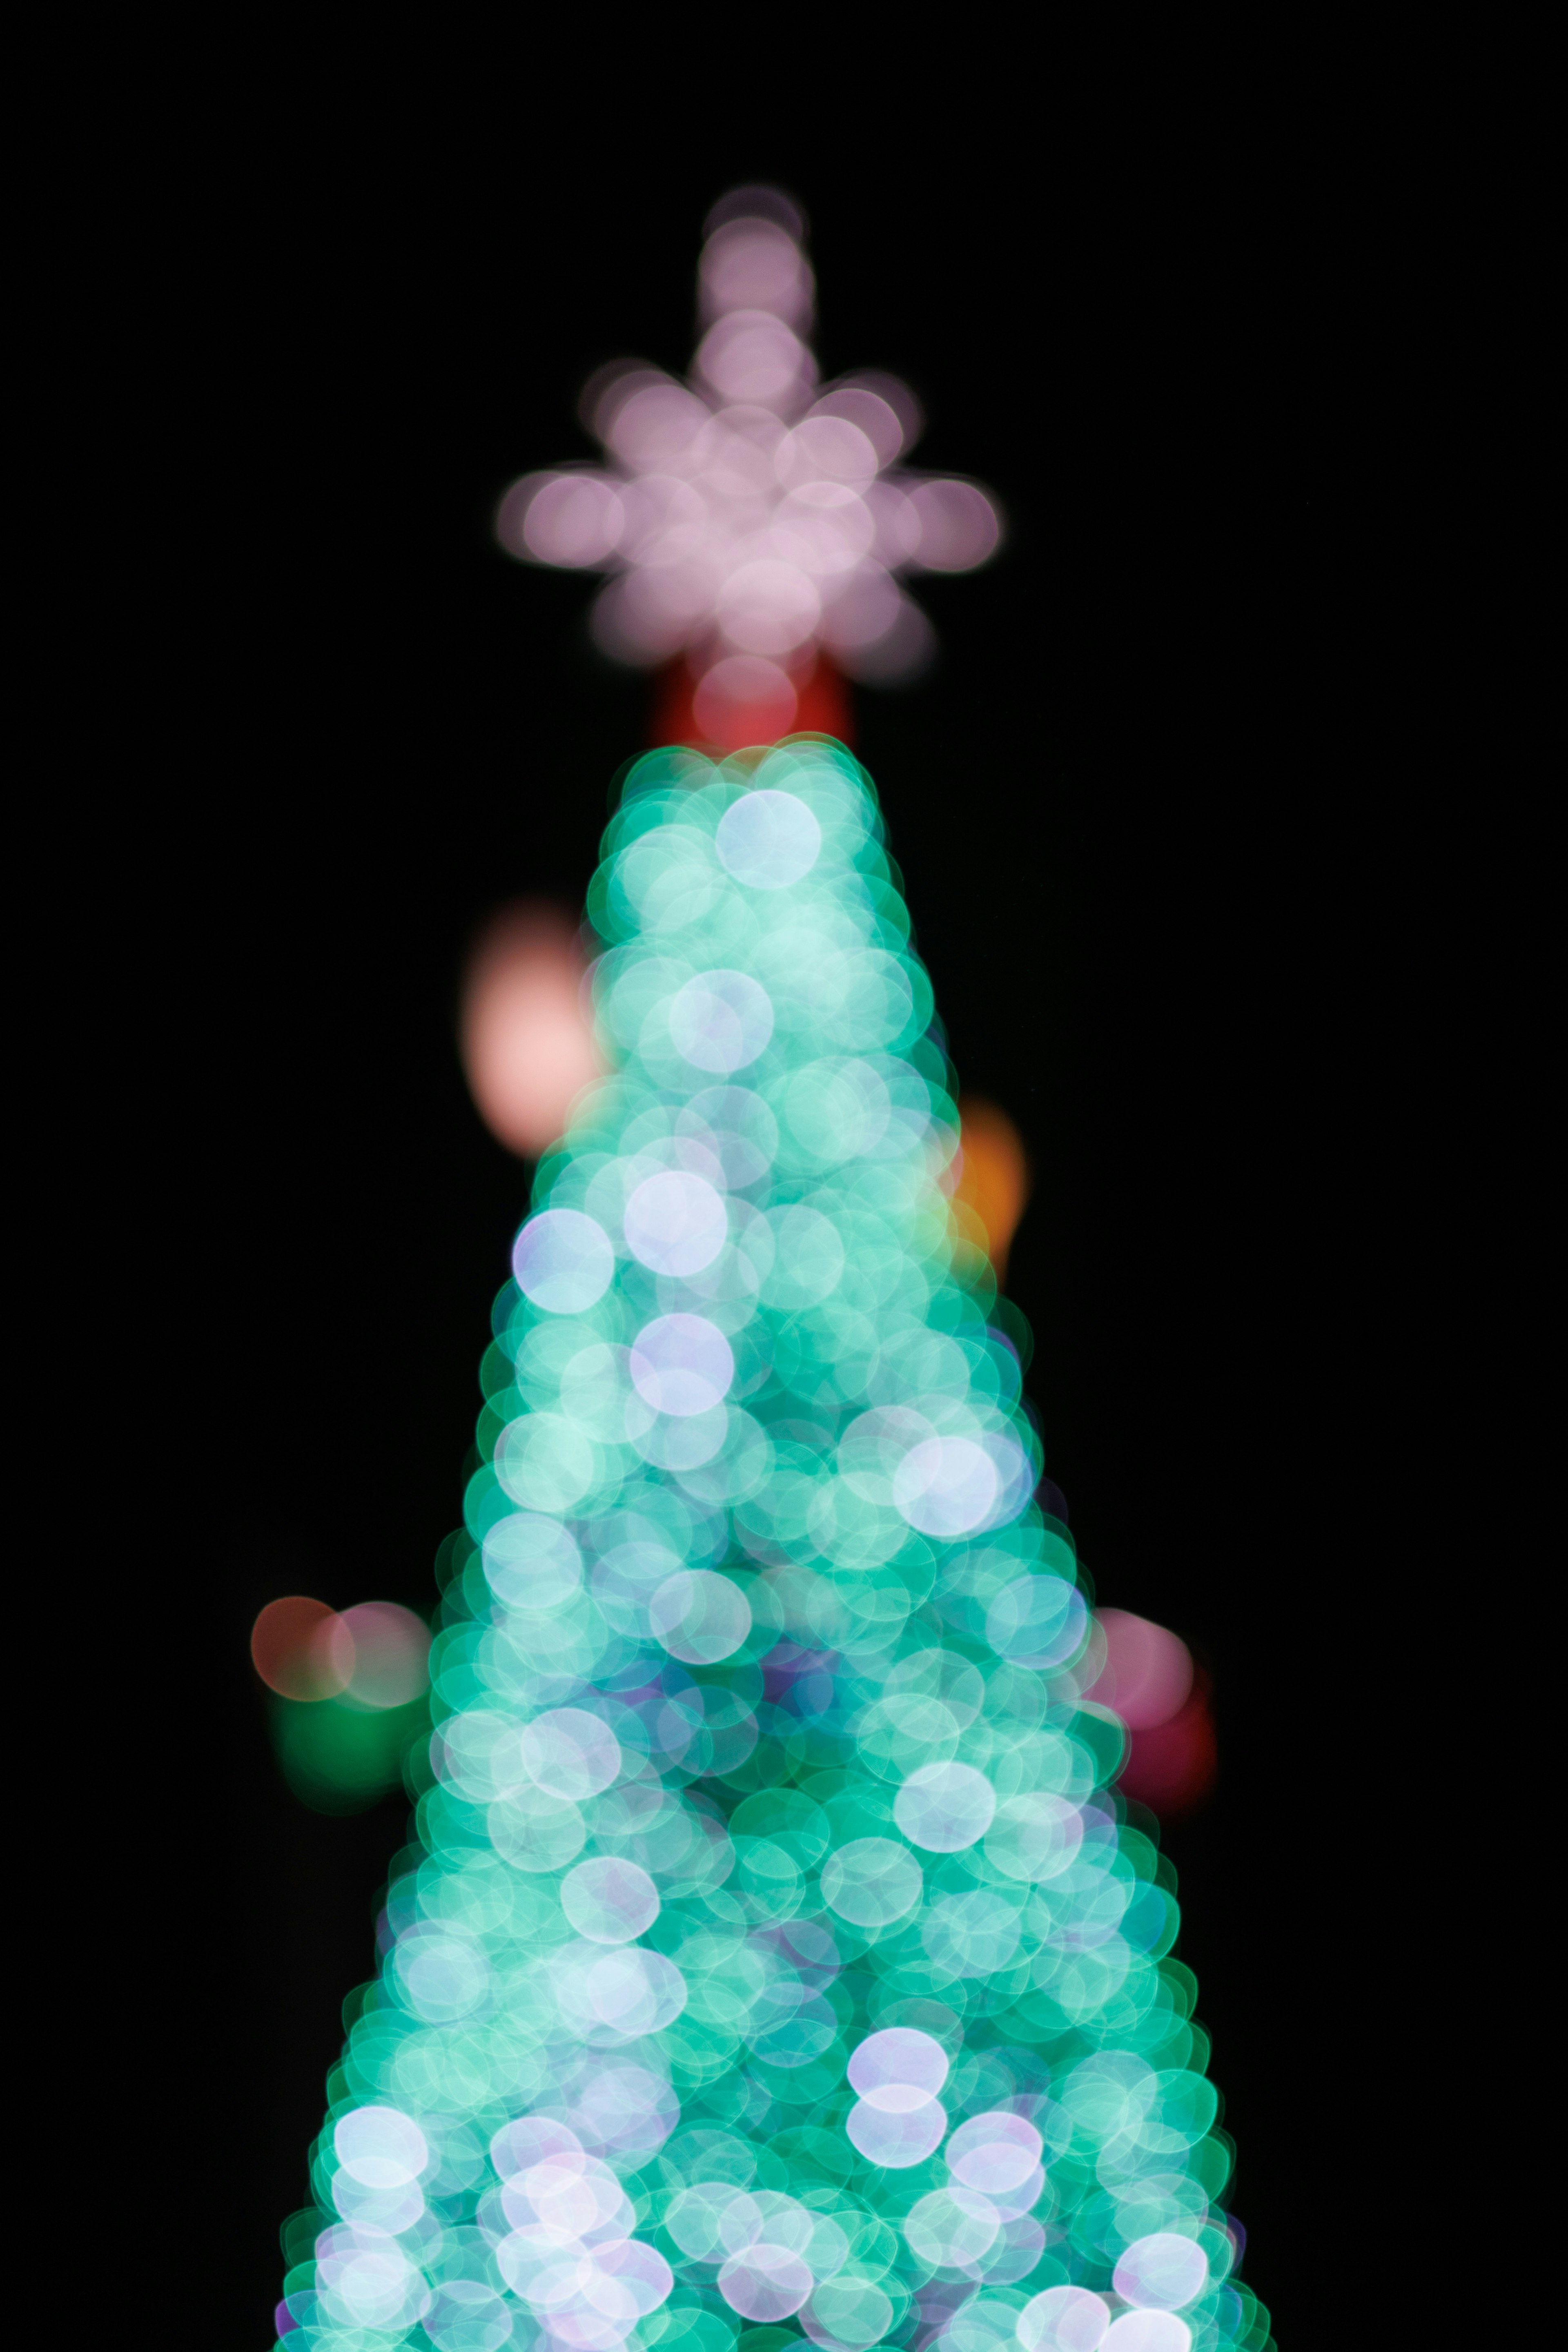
651, 652, 853, 753
1120, 1671, 1219, 1818
250, 1597, 346, 1701
1087, 1608, 1217, 1820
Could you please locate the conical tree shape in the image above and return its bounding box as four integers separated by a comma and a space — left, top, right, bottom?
277, 740, 1272, 2352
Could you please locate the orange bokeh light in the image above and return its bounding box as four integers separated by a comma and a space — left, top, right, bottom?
953, 1095, 1031, 1282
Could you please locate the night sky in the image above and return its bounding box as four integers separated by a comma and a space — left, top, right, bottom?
160, 138, 1344, 2346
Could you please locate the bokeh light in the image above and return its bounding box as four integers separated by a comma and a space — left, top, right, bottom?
951, 1098, 1031, 1286
330, 1604, 433, 1710
252, 1596, 347, 1701
254, 1597, 432, 1814
462, 902, 605, 1158
496, 192, 1003, 717
1089, 1613, 1193, 1733
273, 742, 1267, 2350
1085, 1613, 1217, 1821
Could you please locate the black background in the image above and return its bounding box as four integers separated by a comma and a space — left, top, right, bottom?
146, 122, 1362, 2348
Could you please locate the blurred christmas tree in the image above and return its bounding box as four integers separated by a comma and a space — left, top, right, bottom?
275, 742, 1271, 2352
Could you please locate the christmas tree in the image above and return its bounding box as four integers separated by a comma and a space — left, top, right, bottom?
273, 198, 1271, 2352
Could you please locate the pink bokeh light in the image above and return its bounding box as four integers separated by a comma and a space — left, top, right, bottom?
461, 903, 603, 1158
327, 1602, 431, 1711
1089, 1609, 1195, 1731
1087, 1608, 1218, 1820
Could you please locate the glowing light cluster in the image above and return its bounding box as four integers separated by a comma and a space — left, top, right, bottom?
1084, 1616, 1217, 1823
276, 744, 1269, 2351
497, 187, 1002, 724
254, 1598, 432, 1813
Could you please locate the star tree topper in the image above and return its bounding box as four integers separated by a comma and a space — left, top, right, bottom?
497, 186, 1003, 745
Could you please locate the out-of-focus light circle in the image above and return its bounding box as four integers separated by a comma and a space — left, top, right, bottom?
327, 1603, 430, 1710
719, 2243, 813, 2323
334, 2106, 428, 2190
806, 385, 910, 468
576, 2067, 678, 2158
630, 1314, 734, 1416
513, 1208, 616, 1313
1112, 2234, 1209, 2312
984, 1792, 1086, 1884
894, 1761, 996, 1851
668, 970, 775, 1073
716, 790, 822, 889
579, 361, 662, 441
775, 489, 875, 584
777, 416, 879, 488
984, 1574, 1088, 1670
521, 1707, 622, 1800
893, 1435, 998, 1536
704, 183, 807, 243
604, 379, 710, 470
1118, 1677, 1218, 1818
250, 1596, 345, 1700
462, 905, 603, 1160
865, 477, 923, 564
820, 1839, 923, 1929
599, 2237, 673, 2321
649, 1568, 752, 1664
1089, 1610, 1194, 1731
847, 598, 936, 684
840, 1405, 936, 1504
495, 1412, 596, 1516
1018, 2286, 1111, 2351
905, 479, 1002, 570
692, 657, 798, 747
953, 1096, 1031, 1279
516, 472, 627, 566
561, 1856, 661, 1945
848, 2027, 949, 2111
823, 578, 936, 684
946, 2112, 1043, 2194
835, 370, 924, 458
492, 2115, 582, 2179
1100, 2314, 1192, 2352
624, 1170, 728, 1274
820, 563, 902, 650
554, 1945, 687, 2041
903, 2189, 998, 2270
701, 219, 812, 325
481, 1513, 583, 1611
716, 559, 822, 656
807, 2278, 895, 2351
697, 314, 812, 408
846, 2096, 948, 2167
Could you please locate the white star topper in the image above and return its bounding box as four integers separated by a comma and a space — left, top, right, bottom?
497, 187, 1002, 722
